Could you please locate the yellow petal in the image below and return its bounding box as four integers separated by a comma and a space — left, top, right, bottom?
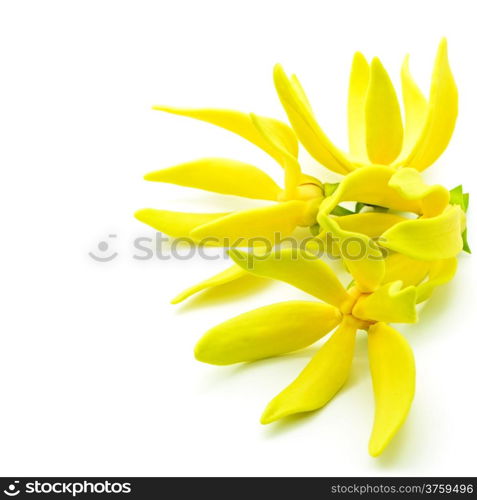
152, 106, 298, 162
250, 113, 301, 198
396, 38, 458, 170
317, 213, 385, 293
171, 265, 249, 304
336, 212, 407, 238
273, 64, 354, 175
353, 281, 417, 323
388, 167, 449, 217
195, 301, 342, 365
144, 158, 281, 201
368, 323, 415, 457
230, 248, 350, 308
324, 165, 421, 213
190, 201, 309, 246
382, 253, 431, 288
365, 58, 403, 165
134, 209, 230, 238
400, 55, 428, 158
416, 257, 457, 304
261, 315, 357, 424
290, 74, 313, 108
317, 213, 406, 261
381, 205, 464, 260
347, 52, 370, 162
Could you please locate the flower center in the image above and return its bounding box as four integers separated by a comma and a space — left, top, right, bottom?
339, 286, 376, 330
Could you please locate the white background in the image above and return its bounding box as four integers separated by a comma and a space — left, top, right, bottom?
1, 0, 476, 477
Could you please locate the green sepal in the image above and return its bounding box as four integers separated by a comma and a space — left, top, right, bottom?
310, 223, 321, 236
331, 205, 355, 216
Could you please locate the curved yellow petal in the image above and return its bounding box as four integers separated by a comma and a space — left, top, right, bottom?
336, 212, 407, 238
365, 58, 403, 165
317, 213, 385, 293
229, 248, 350, 308
273, 64, 354, 175
250, 113, 301, 198
152, 106, 298, 162
190, 201, 309, 246
316, 212, 402, 259
347, 52, 370, 162
171, 265, 249, 304
144, 158, 281, 201
368, 323, 415, 457
416, 257, 457, 304
381, 205, 464, 260
353, 281, 417, 324
396, 38, 458, 171
290, 74, 313, 109
388, 167, 449, 217
195, 301, 342, 365
324, 166, 421, 213
400, 55, 428, 158
134, 209, 230, 238
261, 315, 357, 424
382, 253, 431, 288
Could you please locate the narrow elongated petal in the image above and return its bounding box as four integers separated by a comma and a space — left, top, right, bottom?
261, 316, 357, 424
400, 55, 428, 157
134, 209, 230, 238
365, 58, 403, 165
230, 248, 350, 308
318, 213, 385, 292
195, 301, 342, 365
190, 201, 309, 245
153, 106, 298, 162
388, 167, 449, 217
416, 257, 457, 303
382, 253, 431, 288
368, 323, 415, 457
353, 281, 417, 323
171, 265, 249, 304
347, 52, 370, 162
274, 64, 354, 174
381, 206, 464, 260
144, 158, 281, 201
396, 39, 458, 170
250, 113, 301, 198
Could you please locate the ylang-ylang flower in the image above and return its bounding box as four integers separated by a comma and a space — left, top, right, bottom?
134, 39, 461, 303
133, 38, 469, 458
275, 38, 457, 173
136, 38, 457, 243
194, 247, 457, 456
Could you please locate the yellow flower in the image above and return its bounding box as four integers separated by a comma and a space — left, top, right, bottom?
194, 248, 457, 456
314, 164, 466, 292
275, 38, 457, 173
133, 38, 464, 306
135, 109, 325, 246
171, 164, 466, 303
